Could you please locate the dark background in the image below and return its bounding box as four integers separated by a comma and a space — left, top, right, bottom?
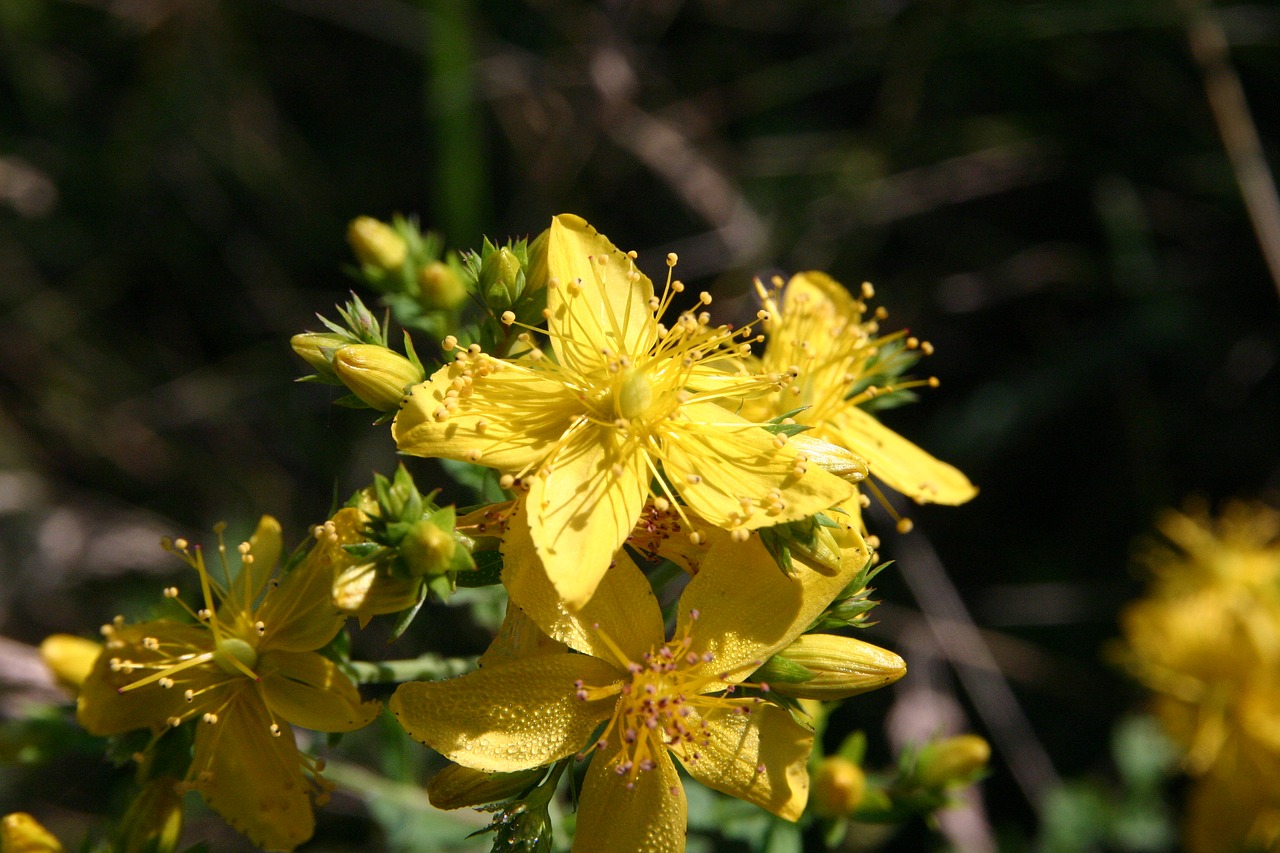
2, 1, 1278, 850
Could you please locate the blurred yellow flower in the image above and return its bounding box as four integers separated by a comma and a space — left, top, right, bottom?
77, 511, 380, 852
391, 504, 876, 852
394, 214, 854, 609
1118, 500, 1280, 853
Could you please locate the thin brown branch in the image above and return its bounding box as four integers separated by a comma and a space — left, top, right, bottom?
1185, 0, 1280, 301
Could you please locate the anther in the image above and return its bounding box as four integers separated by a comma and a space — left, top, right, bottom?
202, 712, 218, 724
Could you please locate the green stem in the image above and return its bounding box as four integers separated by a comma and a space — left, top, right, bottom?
347, 653, 475, 684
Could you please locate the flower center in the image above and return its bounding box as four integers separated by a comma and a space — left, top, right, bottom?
615, 366, 654, 421
212, 636, 259, 676
575, 615, 760, 788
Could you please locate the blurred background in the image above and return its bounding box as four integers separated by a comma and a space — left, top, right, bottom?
1, 0, 1279, 850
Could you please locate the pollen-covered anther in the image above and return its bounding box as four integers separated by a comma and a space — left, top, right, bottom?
685, 474, 701, 485
432, 406, 450, 422
158, 677, 175, 689
921, 341, 935, 355
173, 538, 188, 551
143, 636, 160, 651
166, 716, 181, 728
465, 449, 482, 462
731, 528, 750, 543
255, 621, 266, 635
653, 497, 670, 512
184, 689, 195, 703
500, 310, 516, 325
442, 335, 459, 351
772, 434, 788, 449
689, 531, 704, 545
202, 712, 219, 724
270, 723, 282, 737
197, 608, 211, 621
896, 518, 914, 534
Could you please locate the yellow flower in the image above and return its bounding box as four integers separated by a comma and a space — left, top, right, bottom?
391, 500, 875, 852
393, 214, 854, 609
77, 511, 381, 852
747, 272, 976, 513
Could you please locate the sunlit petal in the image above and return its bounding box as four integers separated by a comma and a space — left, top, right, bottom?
572, 749, 686, 853
832, 406, 977, 505
546, 214, 658, 374
676, 531, 868, 675
391, 654, 620, 773
661, 402, 853, 531
525, 427, 649, 610
393, 359, 578, 474
672, 703, 812, 821
504, 508, 664, 664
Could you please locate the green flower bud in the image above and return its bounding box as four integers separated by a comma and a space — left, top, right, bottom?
427, 763, 544, 810
331, 344, 424, 411
348, 216, 407, 271
400, 519, 457, 577
811, 756, 866, 817
761, 634, 906, 700
480, 246, 524, 310
290, 332, 349, 381
916, 734, 991, 789
417, 261, 468, 310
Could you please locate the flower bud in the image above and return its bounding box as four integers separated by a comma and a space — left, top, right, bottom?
480, 247, 525, 310
811, 756, 866, 817
290, 332, 349, 381
400, 519, 457, 577
39, 634, 101, 694
417, 261, 467, 310
1, 813, 63, 853
762, 634, 906, 701
789, 434, 868, 482
427, 763, 544, 810
348, 216, 407, 271
331, 345, 424, 411
916, 734, 991, 789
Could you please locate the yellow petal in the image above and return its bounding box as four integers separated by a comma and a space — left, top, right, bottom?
1, 812, 64, 853
191, 690, 314, 852
39, 634, 101, 693
257, 508, 364, 654
676, 531, 867, 675
503, 506, 664, 664
660, 402, 853, 531
77, 622, 212, 735
229, 515, 282, 613
524, 427, 649, 610
332, 560, 422, 618
671, 703, 812, 821
392, 359, 578, 474
832, 406, 976, 505
390, 654, 620, 773
783, 270, 859, 316
477, 604, 570, 668
572, 748, 686, 853
546, 214, 658, 375
260, 650, 380, 733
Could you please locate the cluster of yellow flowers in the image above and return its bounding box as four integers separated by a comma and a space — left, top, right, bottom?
1117, 500, 1280, 853
55, 215, 977, 852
